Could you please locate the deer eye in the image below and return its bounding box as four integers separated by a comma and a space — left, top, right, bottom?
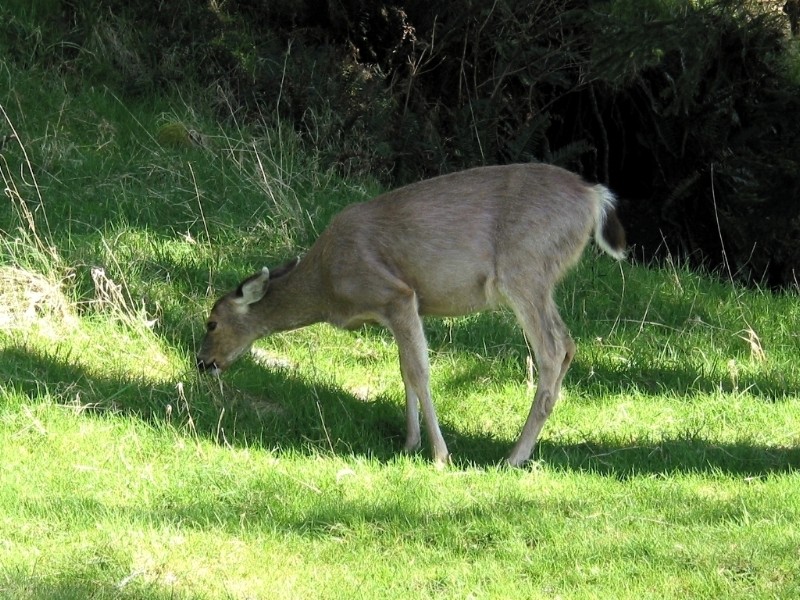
206, 321, 217, 332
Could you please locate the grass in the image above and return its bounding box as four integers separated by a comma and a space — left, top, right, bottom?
1, 64, 799, 599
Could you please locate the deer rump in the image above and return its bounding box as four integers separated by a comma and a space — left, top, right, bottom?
197, 163, 626, 467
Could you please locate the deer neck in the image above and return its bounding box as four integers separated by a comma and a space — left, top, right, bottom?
258, 260, 328, 334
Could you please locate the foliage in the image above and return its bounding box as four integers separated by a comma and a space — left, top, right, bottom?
585, 0, 800, 286
1, 0, 799, 285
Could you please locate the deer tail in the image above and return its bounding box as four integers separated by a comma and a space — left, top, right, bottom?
592, 185, 627, 260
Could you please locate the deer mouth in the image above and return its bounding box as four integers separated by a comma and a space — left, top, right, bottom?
196, 344, 252, 376
196, 358, 223, 377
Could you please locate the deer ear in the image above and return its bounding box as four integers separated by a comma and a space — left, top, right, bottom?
235, 267, 271, 305
269, 256, 300, 280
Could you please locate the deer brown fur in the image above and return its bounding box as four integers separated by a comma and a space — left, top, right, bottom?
197, 163, 626, 467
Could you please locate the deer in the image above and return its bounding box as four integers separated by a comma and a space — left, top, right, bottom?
197, 163, 626, 467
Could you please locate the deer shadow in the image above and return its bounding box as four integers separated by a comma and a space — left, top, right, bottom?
3, 343, 798, 478
417, 309, 799, 403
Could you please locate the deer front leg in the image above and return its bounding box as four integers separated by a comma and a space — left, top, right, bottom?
388, 294, 449, 467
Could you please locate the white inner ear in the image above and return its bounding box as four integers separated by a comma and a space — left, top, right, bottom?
239, 268, 270, 305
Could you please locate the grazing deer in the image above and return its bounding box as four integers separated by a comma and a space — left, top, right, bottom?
197, 163, 626, 467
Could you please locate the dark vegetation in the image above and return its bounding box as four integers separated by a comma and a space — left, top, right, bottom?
3, 0, 800, 286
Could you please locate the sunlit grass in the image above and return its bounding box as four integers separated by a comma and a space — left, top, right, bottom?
1, 65, 799, 599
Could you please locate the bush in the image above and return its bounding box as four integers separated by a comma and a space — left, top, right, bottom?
584, 0, 800, 286
2, 0, 799, 285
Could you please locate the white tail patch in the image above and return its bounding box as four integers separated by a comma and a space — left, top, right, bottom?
593, 184, 627, 260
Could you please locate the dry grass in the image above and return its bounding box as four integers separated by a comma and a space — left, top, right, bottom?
0, 266, 73, 331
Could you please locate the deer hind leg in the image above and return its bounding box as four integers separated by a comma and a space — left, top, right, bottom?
386, 292, 449, 466
506, 295, 575, 467
401, 380, 422, 453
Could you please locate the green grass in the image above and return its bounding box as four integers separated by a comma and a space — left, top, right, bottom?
2, 66, 799, 599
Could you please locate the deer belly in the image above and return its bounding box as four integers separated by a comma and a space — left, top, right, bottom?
414, 272, 500, 317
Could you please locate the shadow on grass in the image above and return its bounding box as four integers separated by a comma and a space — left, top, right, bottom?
436, 349, 799, 405
535, 436, 800, 479
422, 310, 800, 403
1, 343, 406, 462
0, 570, 182, 600
3, 344, 799, 478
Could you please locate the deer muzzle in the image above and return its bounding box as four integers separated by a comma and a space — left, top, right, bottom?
196, 357, 222, 376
